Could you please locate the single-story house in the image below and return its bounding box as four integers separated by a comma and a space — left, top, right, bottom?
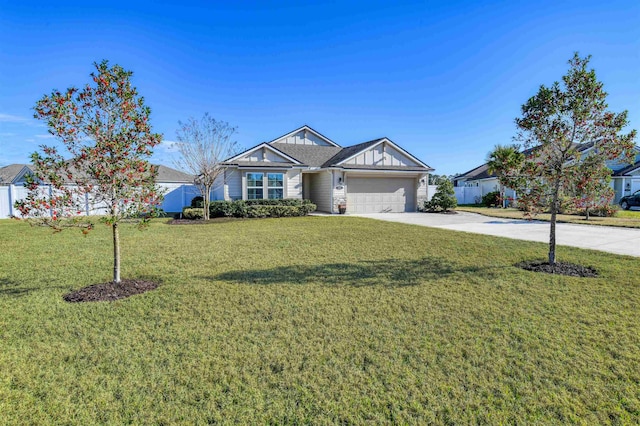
214, 125, 434, 213
453, 144, 640, 204
0, 163, 197, 218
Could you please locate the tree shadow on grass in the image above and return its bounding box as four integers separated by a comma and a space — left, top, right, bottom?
206, 256, 497, 287
0, 277, 65, 297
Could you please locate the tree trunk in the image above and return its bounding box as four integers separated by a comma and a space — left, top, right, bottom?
203, 185, 210, 221
112, 222, 121, 283
548, 180, 561, 266
585, 208, 590, 221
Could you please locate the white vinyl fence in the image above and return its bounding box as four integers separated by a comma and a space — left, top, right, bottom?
454, 186, 482, 205
427, 185, 438, 201
0, 183, 200, 219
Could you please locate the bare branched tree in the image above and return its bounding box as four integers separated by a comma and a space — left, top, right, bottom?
174, 113, 239, 220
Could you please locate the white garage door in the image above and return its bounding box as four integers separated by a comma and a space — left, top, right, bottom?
347, 177, 416, 213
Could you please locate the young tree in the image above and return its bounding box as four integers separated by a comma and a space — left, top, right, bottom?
569, 154, 615, 220
486, 144, 524, 208
425, 178, 457, 212
506, 53, 636, 265
174, 114, 239, 220
15, 60, 163, 283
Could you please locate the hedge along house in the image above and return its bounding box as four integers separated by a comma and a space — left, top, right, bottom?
216, 125, 434, 213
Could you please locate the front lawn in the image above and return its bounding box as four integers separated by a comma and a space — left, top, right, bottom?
458, 206, 640, 228
0, 217, 638, 423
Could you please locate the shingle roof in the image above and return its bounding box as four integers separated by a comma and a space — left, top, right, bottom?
455, 143, 596, 182
454, 164, 493, 181
270, 143, 342, 167
0, 164, 30, 184
155, 165, 194, 182
0, 163, 193, 184
613, 160, 640, 176
223, 131, 431, 172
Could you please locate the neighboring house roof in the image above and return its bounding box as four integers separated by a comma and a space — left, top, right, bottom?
455, 142, 603, 183
0, 163, 192, 184
155, 165, 194, 182
612, 160, 640, 176
0, 164, 31, 184
454, 163, 494, 182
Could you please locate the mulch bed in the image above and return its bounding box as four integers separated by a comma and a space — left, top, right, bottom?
167, 217, 243, 225
63, 279, 159, 303
516, 261, 598, 278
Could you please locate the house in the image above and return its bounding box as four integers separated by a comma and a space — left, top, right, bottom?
612, 159, 640, 202
453, 144, 640, 205
215, 125, 434, 213
0, 163, 197, 218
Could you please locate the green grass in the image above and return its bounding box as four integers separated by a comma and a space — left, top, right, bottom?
1, 217, 639, 424
458, 206, 640, 228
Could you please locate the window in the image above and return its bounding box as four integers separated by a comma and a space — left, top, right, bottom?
267, 173, 284, 199
247, 173, 263, 199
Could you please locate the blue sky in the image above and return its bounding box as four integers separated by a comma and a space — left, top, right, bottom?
1, 0, 638, 175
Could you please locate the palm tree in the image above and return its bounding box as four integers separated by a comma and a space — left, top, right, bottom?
486, 144, 524, 208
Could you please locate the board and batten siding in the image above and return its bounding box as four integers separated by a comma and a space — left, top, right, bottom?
276, 129, 333, 146
344, 143, 419, 167
244, 147, 291, 163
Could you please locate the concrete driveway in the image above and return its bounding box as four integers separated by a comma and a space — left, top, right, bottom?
353, 212, 640, 257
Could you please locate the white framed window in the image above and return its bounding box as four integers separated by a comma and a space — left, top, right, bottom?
247, 173, 263, 199
267, 173, 284, 199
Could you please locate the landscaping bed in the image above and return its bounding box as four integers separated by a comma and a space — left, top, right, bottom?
63, 279, 159, 302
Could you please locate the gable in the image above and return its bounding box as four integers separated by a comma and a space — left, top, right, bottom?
227, 143, 300, 165
342, 140, 420, 167
269, 126, 339, 147
0, 164, 32, 184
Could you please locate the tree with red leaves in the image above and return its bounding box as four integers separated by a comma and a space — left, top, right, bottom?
16, 60, 163, 283
495, 53, 636, 266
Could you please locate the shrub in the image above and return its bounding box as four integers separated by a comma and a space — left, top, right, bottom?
482, 191, 501, 207
424, 179, 457, 212
578, 204, 619, 218
190, 196, 204, 208
209, 201, 236, 218
182, 208, 203, 220
184, 199, 317, 220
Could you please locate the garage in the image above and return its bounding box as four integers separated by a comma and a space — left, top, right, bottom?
347, 176, 416, 213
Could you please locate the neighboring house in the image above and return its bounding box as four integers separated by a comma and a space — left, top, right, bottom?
453, 144, 640, 204
612, 159, 640, 202
215, 125, 434, 213
0, 163, 197, 218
